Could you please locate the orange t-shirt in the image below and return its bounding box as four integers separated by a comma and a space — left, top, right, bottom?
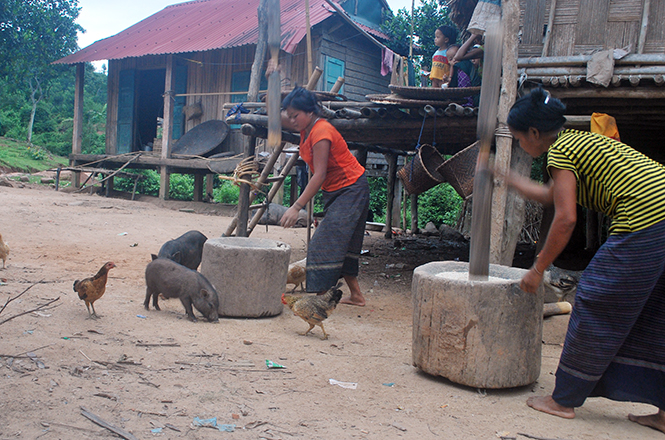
299, 119, 365, 192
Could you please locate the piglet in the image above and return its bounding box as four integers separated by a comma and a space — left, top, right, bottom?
152, 230, 208, 270
144, 258, 219, 322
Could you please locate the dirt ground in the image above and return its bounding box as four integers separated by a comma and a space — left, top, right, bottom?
0, 181, 662, 440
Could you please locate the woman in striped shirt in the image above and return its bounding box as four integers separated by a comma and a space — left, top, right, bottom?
503, 87, 665, 433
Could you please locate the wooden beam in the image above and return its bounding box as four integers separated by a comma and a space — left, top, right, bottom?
384, 153, 398, 239
237, 136, 256, 237
72, 63, 85, 188
193, 174, 204, 202
70, 153, 243, 174
541, 0, 557, 57
550, 87, 665, 99
518, 53, 665, 67
410, 194, 418, 233
638, 0, 652, 54
490, 0, 521, 266
160, 55, 175, 200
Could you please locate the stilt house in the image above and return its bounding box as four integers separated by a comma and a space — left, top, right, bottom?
54, 0, 394, 198
450, 0, 665, 157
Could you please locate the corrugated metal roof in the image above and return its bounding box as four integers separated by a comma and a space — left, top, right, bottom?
56, 0, 388, 64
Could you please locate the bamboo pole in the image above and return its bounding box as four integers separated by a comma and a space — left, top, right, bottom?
541, 0, 557, 57
518, 53, 665, 67
329, 77, 345, 93
638, 0, 651, 54
305, 67, 323, 90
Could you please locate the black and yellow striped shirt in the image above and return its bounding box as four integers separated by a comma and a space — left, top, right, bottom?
547, 129, 665, 234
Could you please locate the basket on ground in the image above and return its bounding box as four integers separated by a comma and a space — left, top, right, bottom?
436, 141, 479, 199
397, 144, 446, 195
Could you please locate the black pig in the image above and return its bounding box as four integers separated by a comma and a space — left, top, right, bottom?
152, 230, 207, 270
144, 258, 219, 322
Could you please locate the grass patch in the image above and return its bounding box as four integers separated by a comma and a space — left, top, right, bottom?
0, 137, 68, 173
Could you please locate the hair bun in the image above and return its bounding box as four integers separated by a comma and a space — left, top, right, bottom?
529, 87, 547, 104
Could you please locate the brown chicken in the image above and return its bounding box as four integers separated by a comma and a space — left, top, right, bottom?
286, 257, 307, 292
281, 283, 343, 340
0, 233, 9, 269
73, 261, 116, 319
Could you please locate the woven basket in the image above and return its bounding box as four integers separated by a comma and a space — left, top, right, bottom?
397, 144, 446, 195
436, 141, 480, 199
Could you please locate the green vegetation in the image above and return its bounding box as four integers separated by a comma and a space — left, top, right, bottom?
0, 0, 107, 156
0, 137, 67, 173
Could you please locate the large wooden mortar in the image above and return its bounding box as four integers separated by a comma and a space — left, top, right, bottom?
412, 261, 544, 389
201, 237, 290, 318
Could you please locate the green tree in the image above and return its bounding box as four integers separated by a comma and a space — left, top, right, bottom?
381, 0, 455, 82
0, 0, 82, 143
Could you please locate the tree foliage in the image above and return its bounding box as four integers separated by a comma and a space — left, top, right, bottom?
0, 0, 82, 143
381, 0, 456, 82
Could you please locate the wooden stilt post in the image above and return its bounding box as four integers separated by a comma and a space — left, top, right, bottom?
160, 55, 175, 200
72, 63, 85, 189
237, 136, 256, 237
384, 153, 398, 239
490, 0, 522, 265
410, 194, 419, 234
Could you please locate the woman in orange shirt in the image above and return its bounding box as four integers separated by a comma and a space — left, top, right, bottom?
280, 87, 369, 306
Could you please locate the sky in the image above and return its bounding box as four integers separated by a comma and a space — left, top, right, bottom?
76, 0, 419, 70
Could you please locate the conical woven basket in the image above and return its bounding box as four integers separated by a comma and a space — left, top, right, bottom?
436, 141, 479, 199
397, 144, 446, 195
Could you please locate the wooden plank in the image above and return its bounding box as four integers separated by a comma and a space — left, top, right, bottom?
576, 0, 609, 46
160, 55, 175, 200
553, 0, 581, 25
638, 0, 652, 53
522, 0, 547, 45
607, 21, 640, 49
647, 0, 665, 41
549, 24, 577, 55
72, 64, 84, 156
105, 62, 119, 155
384, 153, 397, 239
542, 0, 557, 56
609, 0, 643, 21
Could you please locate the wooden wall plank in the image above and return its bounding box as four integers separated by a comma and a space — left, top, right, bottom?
647, 0, 665, 45
553, 0, 580, 25
609, 0, 643, 21
576, 0, 610, 46
607, 21, 641, 48
521, 0, 547, 45
549, 24, 577, 55
106, 61, 119, 154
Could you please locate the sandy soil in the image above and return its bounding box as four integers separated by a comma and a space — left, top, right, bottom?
0, 182, 662, 440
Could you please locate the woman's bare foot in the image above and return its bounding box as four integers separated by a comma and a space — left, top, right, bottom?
340, 294, 365, 306
628, 409, 665, 433
340, 275, 365, 306
526, 395, 575, 419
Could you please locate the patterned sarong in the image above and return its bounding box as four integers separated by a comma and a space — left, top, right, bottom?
553, 219, 665, 409
306, 174, 369, 292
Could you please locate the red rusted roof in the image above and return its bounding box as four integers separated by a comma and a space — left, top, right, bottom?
55, 0, 389, 64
